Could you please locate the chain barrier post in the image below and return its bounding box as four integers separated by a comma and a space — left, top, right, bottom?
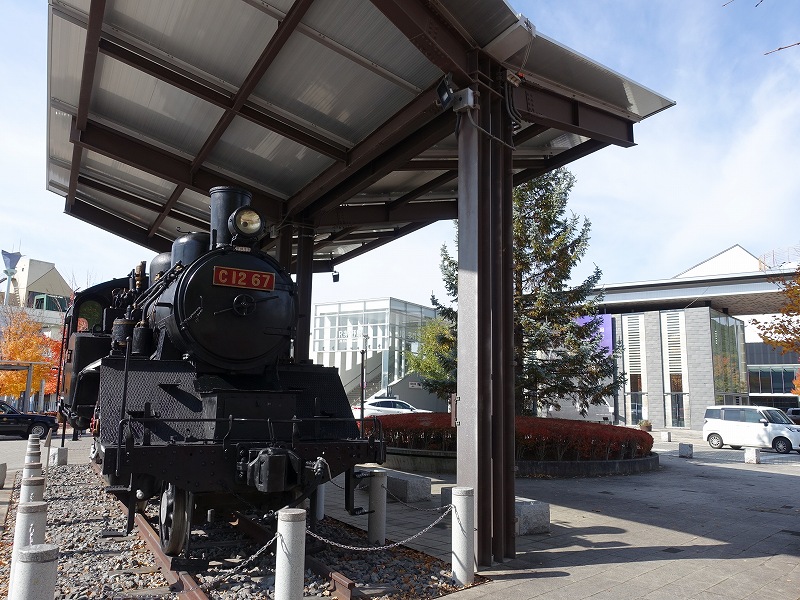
275, 508, 306, 600
20, 476, 45, 503
368, 469, 387, 546
315, 482, 326, 521
8, 544, 59, 600
452, 487, 475, 586
8, 501, 48, 596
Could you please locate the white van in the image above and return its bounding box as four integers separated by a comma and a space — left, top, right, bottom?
702, 405, 800, 454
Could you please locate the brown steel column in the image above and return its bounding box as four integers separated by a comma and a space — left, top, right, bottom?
294, 223, 314, 361
476, 55, 494, 568
275, 224, 294, 272
490, 74, 507, 562
501, 79, 517, 561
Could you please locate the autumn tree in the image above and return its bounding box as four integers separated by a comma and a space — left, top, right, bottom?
752, 266, 800, 355
752, 265, 800, 395
0, 307, 59, 400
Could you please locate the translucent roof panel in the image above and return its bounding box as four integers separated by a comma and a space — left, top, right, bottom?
47, 0, 673, 263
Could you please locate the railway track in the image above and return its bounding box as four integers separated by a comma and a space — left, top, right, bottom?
96, 462, 368, 599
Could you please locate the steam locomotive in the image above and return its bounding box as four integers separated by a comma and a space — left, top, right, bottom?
60, 186, 385, 555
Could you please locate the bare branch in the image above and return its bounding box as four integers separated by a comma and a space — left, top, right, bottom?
765, 40, 800, 55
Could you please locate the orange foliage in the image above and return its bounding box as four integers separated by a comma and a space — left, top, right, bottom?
752, 266, 800, 355
0, 308, 61, 398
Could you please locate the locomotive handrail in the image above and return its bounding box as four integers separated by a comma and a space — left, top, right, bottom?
111, 414, 378, 446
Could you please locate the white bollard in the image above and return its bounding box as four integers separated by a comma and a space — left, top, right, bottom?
744, 447, 761, 464
23, 462, 43, 479
43, 429, 53, 481
275, 508, 306, 600
20, 477, 45, 503
48, 447, 68, 467
452, 487, 475, 587
0, 462, 6, 490
8, 501, 48, 596
314, 482, 326, 521
368, 469, 387, 546
9, 544, 59, 600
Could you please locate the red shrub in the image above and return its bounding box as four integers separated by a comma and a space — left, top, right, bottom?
368, 414, 653, 461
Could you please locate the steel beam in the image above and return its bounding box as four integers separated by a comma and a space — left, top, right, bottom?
511, 84, 635, 147
67, 0, 106, 208
96, 37, 347, 162
300, 110, 457, 219
512, 139, 609, 187
286, 83, 447, 217
369, 0, 472, 87
69, 199, 173, 253
78, 176, 208, 232
313, 200, 456, 228
70, 119, 284, 221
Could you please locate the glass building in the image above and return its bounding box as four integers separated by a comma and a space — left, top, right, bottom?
311, 298, 436, 399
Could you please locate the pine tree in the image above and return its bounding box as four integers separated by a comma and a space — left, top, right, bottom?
410, 168, 623, 416
512, 171, 622, 415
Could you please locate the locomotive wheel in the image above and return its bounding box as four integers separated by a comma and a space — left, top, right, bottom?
159, 483, 189, 555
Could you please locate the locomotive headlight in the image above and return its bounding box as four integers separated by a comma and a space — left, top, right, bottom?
228, 207, 265, 243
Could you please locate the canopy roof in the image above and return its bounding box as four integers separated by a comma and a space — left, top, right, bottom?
47, 0, 674, 270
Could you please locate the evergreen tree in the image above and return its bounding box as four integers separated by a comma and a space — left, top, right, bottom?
410, 168, 623, 416
512, 170, 622, 415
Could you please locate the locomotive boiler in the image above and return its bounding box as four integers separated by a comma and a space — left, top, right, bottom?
61, 186, 385, 555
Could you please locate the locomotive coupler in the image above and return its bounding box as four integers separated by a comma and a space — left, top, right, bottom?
243, 447, 302, 493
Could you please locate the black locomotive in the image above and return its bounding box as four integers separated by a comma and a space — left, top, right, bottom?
60, 186, 384, 555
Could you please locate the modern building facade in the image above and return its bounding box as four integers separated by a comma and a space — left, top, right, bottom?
311, 298, 444, 409
602, 246, 798, 431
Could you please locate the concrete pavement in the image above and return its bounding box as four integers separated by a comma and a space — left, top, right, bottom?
0, 428, 93, 533
327, 428, 800, 600
2, 428, 799, 599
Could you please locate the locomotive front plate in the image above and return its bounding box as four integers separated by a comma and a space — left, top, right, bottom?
212, 266, 275, 291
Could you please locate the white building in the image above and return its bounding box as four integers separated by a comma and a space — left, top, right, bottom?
311, 298, 446, 411
601, 245, 798, 430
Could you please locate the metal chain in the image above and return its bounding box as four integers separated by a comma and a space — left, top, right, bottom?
381, 484, 452, 512
178, 532, 280, 595
306, 504, 452, 551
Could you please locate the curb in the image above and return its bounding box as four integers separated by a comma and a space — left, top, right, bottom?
0, 469, 17, 534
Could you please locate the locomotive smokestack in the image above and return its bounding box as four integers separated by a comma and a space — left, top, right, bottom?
209, 186, 252, 247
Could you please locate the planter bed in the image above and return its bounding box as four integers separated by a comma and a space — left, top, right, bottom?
384, 448, 659, 477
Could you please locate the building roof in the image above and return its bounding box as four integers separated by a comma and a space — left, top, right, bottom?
600, 245, 796, 316
46, 0, 673, 271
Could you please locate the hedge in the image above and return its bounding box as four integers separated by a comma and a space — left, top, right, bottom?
365, 414, 653, 461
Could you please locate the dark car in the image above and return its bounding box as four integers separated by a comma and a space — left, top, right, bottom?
786, 408, 800, 425
0, 401, 59, 439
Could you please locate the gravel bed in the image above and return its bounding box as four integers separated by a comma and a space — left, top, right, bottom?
1, 464, 479, 599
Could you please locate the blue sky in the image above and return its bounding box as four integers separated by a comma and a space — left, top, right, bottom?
1, 1, 798, 306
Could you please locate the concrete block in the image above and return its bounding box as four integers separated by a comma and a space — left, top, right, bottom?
744, 447, 761, 464
49, 447, 68, 467
515, 497, 550, 535
660, 431, 672, 442
440, 485, 455, 507
678, 443, 693, 458
385, 471, 431, 503
0, 463, 6, 490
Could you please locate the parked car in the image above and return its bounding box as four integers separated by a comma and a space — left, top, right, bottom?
352, 399, 431, 418
785, 408, 800, 425
702, 405, 800, 454
0, 402, 59, 439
